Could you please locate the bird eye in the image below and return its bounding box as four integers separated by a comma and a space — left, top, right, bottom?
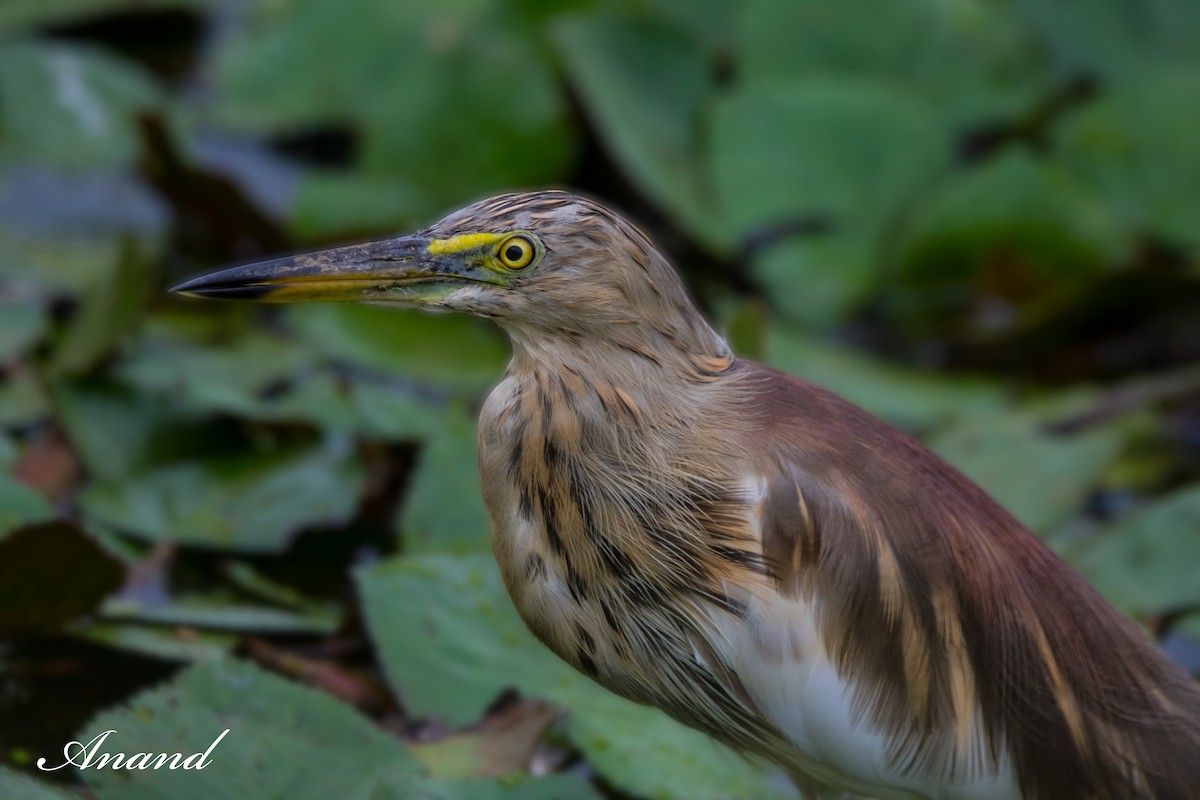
497, 235, 536, 270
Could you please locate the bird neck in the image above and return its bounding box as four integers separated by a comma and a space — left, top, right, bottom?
503, 319, 734, 397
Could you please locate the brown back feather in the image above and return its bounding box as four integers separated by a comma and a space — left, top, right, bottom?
745, 360, 1200, 799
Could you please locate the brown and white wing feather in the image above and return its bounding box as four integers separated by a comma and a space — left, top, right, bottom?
711, 361, 1200, 800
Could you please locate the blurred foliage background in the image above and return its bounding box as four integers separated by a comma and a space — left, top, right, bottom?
1, 1, 1199, 798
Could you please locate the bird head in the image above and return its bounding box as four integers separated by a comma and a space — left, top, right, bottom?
172, 191, 729, 368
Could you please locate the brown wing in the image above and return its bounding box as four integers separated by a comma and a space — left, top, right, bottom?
739, 360, 1200, 800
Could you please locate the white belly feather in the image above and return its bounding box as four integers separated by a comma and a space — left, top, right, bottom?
700, 594, 1020, 800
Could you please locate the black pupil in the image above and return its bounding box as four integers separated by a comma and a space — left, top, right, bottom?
505, 244, 525, 263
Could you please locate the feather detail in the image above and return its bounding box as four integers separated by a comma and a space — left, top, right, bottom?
463, 192, 1200, 800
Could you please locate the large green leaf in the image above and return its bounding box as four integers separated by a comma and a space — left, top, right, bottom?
79, 658, 422, 800
1015, 0, 1200, 77
50, 243, 156, 376
1056, 63, 1200, 249
211, 0, 486, 132
211, 0, 570, 222
1070, 486, 1200, 617
290, 174, 425, 243
116, 325, 446, 440
0, 432, 14, 468
80, 441, 365, 552
712, 80, 944, 322
764, 328, 1005, 432
0, 471, 53, 538
100, 593, 340, 635
899, 150, 1118, 266
713, 80, 944, 235
79, 658, 597, 800
640, 0, 736, 52
359, 24, 570, 211
0, 0, 218, 35
117, 330, 312, 408
357, 553, 798, 800
116, 328, 322, 427
0, 766, 78, 800
889, 150, 1112, 339
0, 166, 167, 297
0, 370, 48, 428
737, 0, 1036, 127
402, 775, 603, 800
285, 304, 509, 395
0, 41, 160, 171
76, 622, 238, 663
554, 14, 721, 245
358, 554, 562, 726
928, 410, 1128, 534
54, 377, 192, 481
0, 299, 48, 362
400, 412, 491, 553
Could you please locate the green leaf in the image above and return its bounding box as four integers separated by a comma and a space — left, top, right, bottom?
74, 622, 237, 662
400, 412, 491, 553
1015, 0, 1200, 77
117, 330, 313, 411
100, 594, 340, 634
211, 0, 570, 223
358, 554, 562, 726
80, 658, 423, 800
0, 369, 48, 428
0, 41, 160, 171
359, 25, 570, 210
900, 150, 1119, 264
78, 657, 593, 799
713, 80, 944, 235
285, 304, 508, 394
358, 554, 799, 800
747, 235, 876, 326
80, 441, 365, 553
0, 0, 217, 35
117, 325, 446, 440
211, 0, 489, 132
0, 471, 54, 538
737, 0, 1035, 127
49, 242, 156, 376
0, 521, 125, 631
641, 0, 736, 52
764, 327, 1005, 432
0, 299, 48, 361
0, 765, 79, 800
224, 560, 334, 613
0, 432, 15, 468
928, 410, 1127, 534
411, 699, 560, 779
0, 167, 167, 295
1070, 486, 1200, 617
712, 80, 945, 321
401, 775, 603, 800
891, 151, 1112, 337
290, 174, 424, 243
563, 687, 799, 800
0, 223, 125, 295
1056, 63, 1200, 249
554, 14, 721, 245
54, 377, 190, 481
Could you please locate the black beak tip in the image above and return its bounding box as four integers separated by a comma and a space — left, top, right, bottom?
169, 274, 275, 300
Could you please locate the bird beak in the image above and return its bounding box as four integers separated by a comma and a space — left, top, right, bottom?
170, 235, 486, 305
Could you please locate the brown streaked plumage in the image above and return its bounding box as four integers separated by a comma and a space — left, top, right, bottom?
174, 190, 1200, 800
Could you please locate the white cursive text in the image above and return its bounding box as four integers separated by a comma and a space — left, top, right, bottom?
37, 728, 230, 772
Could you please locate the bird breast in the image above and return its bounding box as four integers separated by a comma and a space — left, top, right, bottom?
476, 368, 1020, 800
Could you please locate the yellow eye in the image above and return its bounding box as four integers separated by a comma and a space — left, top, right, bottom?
497, 235, 536, 270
